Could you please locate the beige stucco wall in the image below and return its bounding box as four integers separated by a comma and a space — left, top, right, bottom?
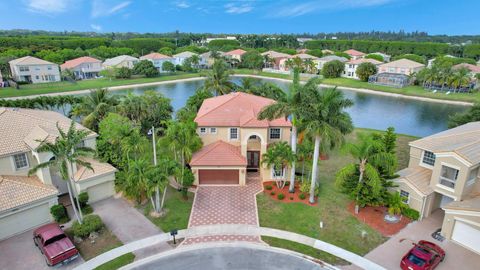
391, 181, 425, 214
407, 146, 423, 167
10, 63, 60, 83
73, 172, 116, 201
430, 155, 470, 201
441, 211, 480, 240
191, 166, 246, 185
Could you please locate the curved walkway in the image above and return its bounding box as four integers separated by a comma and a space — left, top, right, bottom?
73, 224, 386, 270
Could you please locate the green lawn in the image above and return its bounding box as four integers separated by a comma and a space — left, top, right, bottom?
0, 72, 203, 98
144, 186, 194, 232
94, 253, 136, 270
234, 69, 479, 104
257, 129, 418, 265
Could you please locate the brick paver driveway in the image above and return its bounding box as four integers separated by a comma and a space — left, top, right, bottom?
183, 172, 263, 245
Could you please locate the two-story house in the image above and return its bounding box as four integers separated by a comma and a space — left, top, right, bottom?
393, 122, 480, 254
173, 51, 198, 66
378, 58, 425, 76
139, 53, 174, 72
0, 107, 117, 240
344, 49, 366, 60
190, 92, 291, 185
103, 55, 139, 69
9, 56, 61, 84
60, 56, 103, 79
224, 49, 247, 62
342, 58, 382, 79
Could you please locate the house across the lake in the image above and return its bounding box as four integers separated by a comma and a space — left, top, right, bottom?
224, 49, 247, 62
369, 59, 425, 88
393, 122, 480, 254
342, 58, 382, 80
344, 49, 366, 60
0, 108, 117, 240
103, 55, 139, 69
140, 53, 174, 73
173, 51, 198, 66
315, 55, 348, 70
60, 56, 103, 80
9, 56, 61, 84
190, 92, 291, 185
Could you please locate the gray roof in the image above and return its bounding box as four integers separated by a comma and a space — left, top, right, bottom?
9, 56, 57, 66
103, 55, 138, 67
174, 51, 198, 58
317, 55, 348, 62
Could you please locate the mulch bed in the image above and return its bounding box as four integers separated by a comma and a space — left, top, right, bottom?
263, 181, 317, 206
347, 202, 411, 237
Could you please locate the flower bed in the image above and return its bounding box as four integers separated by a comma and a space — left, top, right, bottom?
262, 181, 317, 206
347, 202, 411, 237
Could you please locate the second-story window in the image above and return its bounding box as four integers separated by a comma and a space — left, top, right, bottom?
400, 190, 410, 204
439, 165, 459, 189
13, 153, 29, 170
269, 128, 281, 139
422, 151, 436, 166
19, 66, 29, 72
467, 167, 479, 185
199, 127, 207, 134
210, 128, 217, 134
229, 128, 238, 140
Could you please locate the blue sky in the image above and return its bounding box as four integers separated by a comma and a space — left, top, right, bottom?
0, 0, 478, 35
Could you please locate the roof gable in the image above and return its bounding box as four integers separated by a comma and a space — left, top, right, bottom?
344, 49, 366, 56
140, 53, 173, 60
9, 56, 56, 66
190, 140, 247, 166
61, 56, 101, 69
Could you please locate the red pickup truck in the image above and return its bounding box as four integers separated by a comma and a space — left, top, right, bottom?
33, 223, 79, 266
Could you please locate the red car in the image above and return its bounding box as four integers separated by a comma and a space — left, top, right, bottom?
400, 240, 445, 270
33, 223, 79, 266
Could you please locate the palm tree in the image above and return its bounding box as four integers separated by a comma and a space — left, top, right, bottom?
125, 158, 150, 203
261, 142, 296, 189
202, 59, 235, 96
146, 158, 176, 214
450, 68, 471, 92
258, 69, 309, 193
71, 88, 118, 131
189, 55, 200, 70
238, 77, 258, 92
29, 122, 95, 224
301, 87, 354, 203
335, 134, 396, 214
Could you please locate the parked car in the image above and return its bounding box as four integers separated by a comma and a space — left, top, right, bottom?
400, 240, 445, 270
33, 223, 79, 266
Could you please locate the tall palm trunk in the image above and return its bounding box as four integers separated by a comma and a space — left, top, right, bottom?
289, 124, 297, 193
309, 135, 321, 204
160, 186, 168, 211
69, 161, 84, 222
354, 160, 366, 214
154, 186, 160, 212
66, 178, 82, 224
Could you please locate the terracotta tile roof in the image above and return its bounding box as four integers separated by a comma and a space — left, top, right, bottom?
348, 58, 382, 65
0, 107, 95, 157
190, 140, 247, 166
379, 59, 425, 69
9, 56, 56, 66
225, 49, 247, 56
0, 175, 58, 212
74, 157, 117, 182
194, 92, 291, 127
140, 53, 173, 60
344, 49, 366, 57
452, 63, 480, 74
395, 166, 433, 196
409, 121, 480, 164
60, 56, 101, 70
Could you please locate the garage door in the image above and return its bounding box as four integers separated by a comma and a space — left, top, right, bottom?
0, 203, 51, 240
199, 170, 239, 185
452, 220, 480, 254
87, 181, 115, 203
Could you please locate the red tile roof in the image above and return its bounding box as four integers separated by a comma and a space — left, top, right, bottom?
225, 49, 247, 56
194, 92, 291, 127
140, 52, 172, 60
190, 140, 247, 166
60, 56, 101, 69
453, 63, 480, 74
344, 49, 366, 57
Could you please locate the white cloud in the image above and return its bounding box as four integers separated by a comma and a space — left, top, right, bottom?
274, 0, 394, 17
91, 0, 131, 18
225, 3, 253, 14
175, 1, 190, 8
24, 0, 72, 14
90, 24, 102, 31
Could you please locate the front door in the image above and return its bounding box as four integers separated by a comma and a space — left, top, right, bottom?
247, 151, 260, 171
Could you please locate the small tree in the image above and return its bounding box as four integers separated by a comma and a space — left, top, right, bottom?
133, 60, 159, 78
162, 61, 175, 73
321, 60, 345, 78
241, 51, 264, 71
261, 142, 296, 189
388, 192, 406, 217
115, 67, 132, 79
356, 62, 378, 82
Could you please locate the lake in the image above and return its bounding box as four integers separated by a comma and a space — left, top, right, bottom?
99, 76, 469, 137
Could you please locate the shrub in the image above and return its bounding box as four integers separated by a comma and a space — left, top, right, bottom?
115, 67, 132, 79
299, 193, 306, 200
365, 54, 384, 62
402, 207, 420, 220
50, 204, 69, 223
299, 181, 310, 194
277, 194, 285, 200
321, 60, 345, 78
78, 192, 89, 208
72, 215, 104, 238
285, 181, 290, 186
265, 185, 273, 190
270, 191, 275, 196
133, 60, 159, 77
356, 62, 378, 82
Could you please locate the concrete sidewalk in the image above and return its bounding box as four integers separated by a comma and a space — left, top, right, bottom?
92, 197, 173, 259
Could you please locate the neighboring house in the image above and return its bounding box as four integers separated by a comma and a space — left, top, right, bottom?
392, 122, 480, 254
173, 51, 198, 66
344, 49, 366, 60
378, 59, 425, 76
315, 55, 348, 70
261, 50, 290, 69
369, 52, 391, 62
224, 49, 247, 62
0, 107, 117, 240
140, 53, 174, 72
190, 92, 291, 186
452, 63, 480, 76
278, 53, 319, 71
60, 56, 102, 80
321, 49, 334, 55
428, 54, 457, 68
103, 55, 139, 69
343, 58, 382, 79
9, 56, 60, 84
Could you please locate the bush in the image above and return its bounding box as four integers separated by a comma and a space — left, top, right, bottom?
115, 67, 132, 79
321, 60, 345, 78
78, 192, 89, 208
270, 191, 275, 196
277, 194, 285, 200
265, 185, 273, 190
162, 61, 175, 73
133, 60, 159, 77
356, 62, 378, 81
72, 215, 104, 238
299, 193, 306, 200
402, 207, 420, 220
50, 204, 69, 223
365, 54, 384, 62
